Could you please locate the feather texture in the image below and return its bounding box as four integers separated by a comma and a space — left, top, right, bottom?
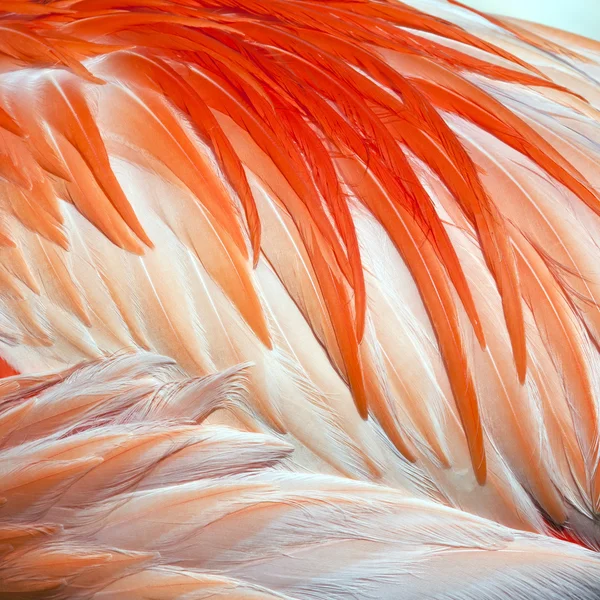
0, 354, 599, 600
1, 0, 600, 596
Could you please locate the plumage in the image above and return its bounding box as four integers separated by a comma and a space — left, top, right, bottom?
1, 0, 600, 597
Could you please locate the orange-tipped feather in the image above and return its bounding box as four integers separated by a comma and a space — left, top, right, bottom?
2, 1, 600, 597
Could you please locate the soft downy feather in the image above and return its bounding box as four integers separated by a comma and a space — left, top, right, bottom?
0, 354, 599, 600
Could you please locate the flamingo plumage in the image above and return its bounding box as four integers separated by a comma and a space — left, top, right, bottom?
1, 0, 600, 597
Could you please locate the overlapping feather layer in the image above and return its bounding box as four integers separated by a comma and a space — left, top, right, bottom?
1, 0, 600, 595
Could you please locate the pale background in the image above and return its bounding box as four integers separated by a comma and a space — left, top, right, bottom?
461, 0, 600, 41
